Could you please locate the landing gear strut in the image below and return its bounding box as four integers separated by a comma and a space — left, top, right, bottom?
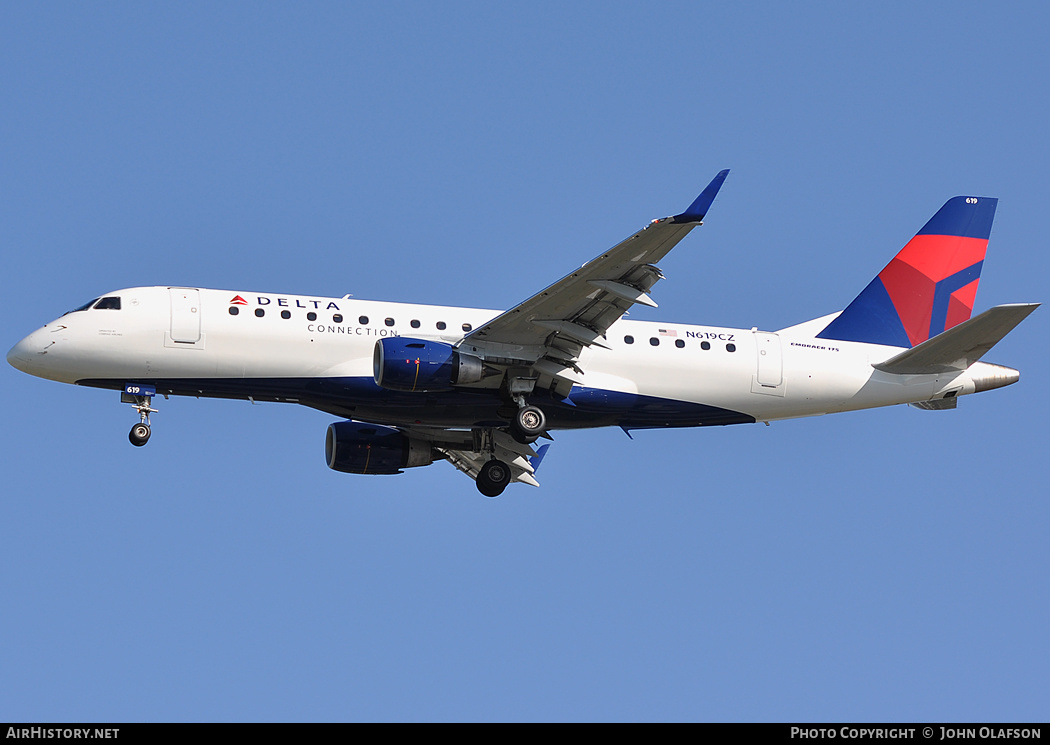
504, 373, 546, 444
122, 385, 157, 447
476, 458, 511, 497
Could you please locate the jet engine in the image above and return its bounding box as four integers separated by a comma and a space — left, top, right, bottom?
325, 421, 436, 475
373, 337, 484, 392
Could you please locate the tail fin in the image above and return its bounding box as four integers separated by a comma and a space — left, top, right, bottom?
817, 196, 997, 348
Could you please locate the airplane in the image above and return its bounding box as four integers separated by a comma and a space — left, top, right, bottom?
7, 171, 1039, 497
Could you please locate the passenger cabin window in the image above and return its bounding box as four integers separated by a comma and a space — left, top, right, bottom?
462, 323, 472, 332
675, 339, 685, 348
307, 312, 317, 321
410, 319, 420, 329
701, 341, 711, 350
94, 297, 121, 310
624, 335, 634, 344
359, 316, 368, 324
649, 337, 659, 346
436, 321, 447, 330
229, 306, 239, 316
333, 314, 343, 323
255, 308, 265, 317
726, 343, 736, 352
280, 310, 291, 319
385, 317, 395, 327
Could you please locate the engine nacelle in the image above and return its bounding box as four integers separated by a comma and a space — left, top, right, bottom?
373, 337, 484, 392
325, 421, 436, 475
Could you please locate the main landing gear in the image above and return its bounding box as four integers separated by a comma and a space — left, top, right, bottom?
121, 385, 158, 447
510, 404, 546, 444
476, 459, 511, 498
468, 400, 549, 497
503, 373, 547, 445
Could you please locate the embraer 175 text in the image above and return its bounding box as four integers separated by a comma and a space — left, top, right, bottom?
8, 172, 1038, 496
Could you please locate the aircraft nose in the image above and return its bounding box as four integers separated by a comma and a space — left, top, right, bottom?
7, 330, 44, 374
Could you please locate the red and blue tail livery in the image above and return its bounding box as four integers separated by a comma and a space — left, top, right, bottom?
818, 196, 997, 348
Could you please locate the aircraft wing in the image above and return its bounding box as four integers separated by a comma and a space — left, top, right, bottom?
461, 171, 729, 383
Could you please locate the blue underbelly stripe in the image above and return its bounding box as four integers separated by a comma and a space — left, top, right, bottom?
76, 376, 756, 430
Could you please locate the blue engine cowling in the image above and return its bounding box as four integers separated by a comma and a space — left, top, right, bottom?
325, 421, 436, 475
373, 337, 484, 392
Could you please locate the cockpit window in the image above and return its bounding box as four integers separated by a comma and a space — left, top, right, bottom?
64, 297, 100, 316
93, 297, 121, 310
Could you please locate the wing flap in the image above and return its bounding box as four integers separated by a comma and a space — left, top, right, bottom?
587, 279, 658, 307
873, 303, 1039, 375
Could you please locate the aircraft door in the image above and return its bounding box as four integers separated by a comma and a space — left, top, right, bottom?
752, 330, 784, 395
169, 288, 202, 344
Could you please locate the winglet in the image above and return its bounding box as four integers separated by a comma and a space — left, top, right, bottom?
528, 444, 551, 473
674, 169, 730, 223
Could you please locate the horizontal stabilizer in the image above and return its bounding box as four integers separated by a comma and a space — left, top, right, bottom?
873, 303, 1039, 375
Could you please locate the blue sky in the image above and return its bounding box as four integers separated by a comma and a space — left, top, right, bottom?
2, 3, 1047, 722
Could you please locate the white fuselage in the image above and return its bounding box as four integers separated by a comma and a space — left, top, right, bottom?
8, 286, 1012, 431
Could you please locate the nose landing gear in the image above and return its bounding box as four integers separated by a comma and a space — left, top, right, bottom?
121, 384, 157, 447
129, 421, 151, 447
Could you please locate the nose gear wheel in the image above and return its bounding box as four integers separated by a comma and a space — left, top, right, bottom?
129, 422, 151, 446
122, 388, 158, 447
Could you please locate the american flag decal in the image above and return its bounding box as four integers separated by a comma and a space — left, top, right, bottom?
658, 329, 677, 337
